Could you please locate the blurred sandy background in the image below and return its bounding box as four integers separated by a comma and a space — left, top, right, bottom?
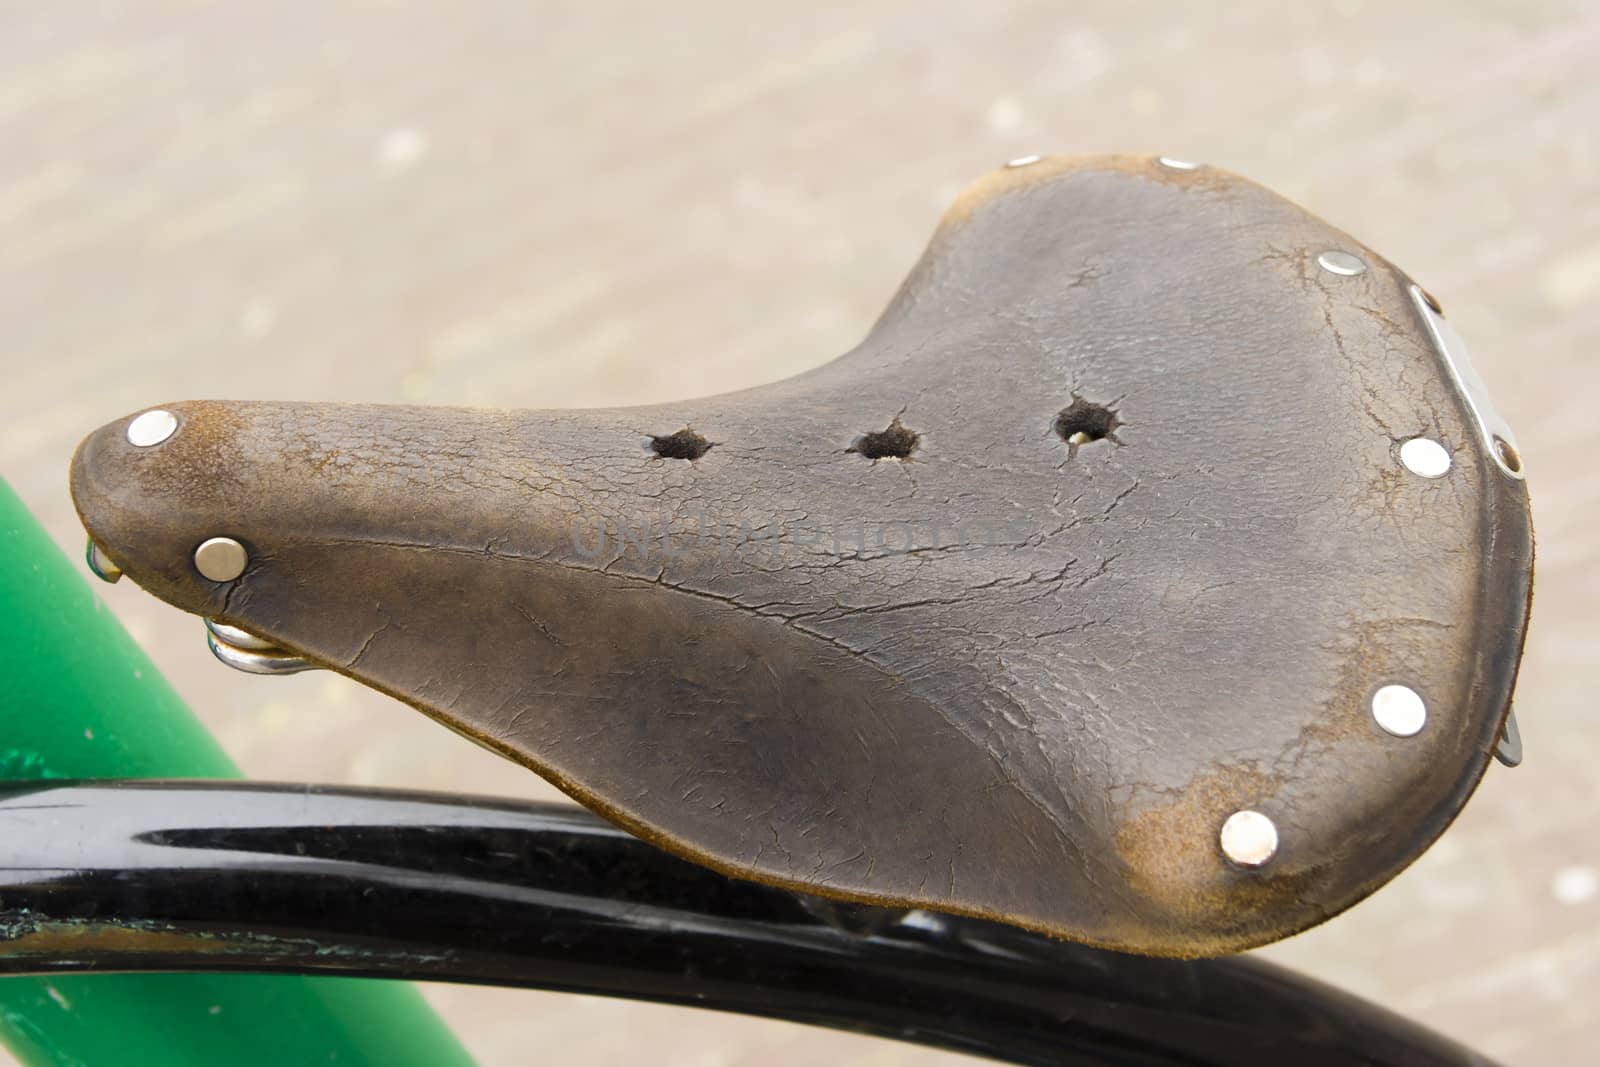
1, 2, 1597, 1064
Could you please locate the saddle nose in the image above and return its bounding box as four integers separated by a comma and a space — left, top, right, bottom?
70, 154, 1533, 957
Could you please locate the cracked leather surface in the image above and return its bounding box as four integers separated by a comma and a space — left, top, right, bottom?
70, 154, 1533, 956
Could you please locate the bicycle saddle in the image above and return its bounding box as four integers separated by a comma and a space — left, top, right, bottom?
71, 154, 1533, 957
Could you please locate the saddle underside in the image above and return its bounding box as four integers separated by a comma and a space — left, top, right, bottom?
71, 154, 1533, 956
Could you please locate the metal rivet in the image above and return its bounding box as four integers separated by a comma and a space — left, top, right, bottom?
1157, 156, 1199, 170
1005, 154, 1042, 168
1219, 810, 1278, 868
126, 409, 178, 447
1372, 684, 1427, 737
1316, 250, 1367, 277
194, 537, 249, 582
1399, 437, 1452, 478
85, 538, 122, 583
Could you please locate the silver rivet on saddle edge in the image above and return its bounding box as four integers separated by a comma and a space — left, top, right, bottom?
1399, 437, 1453, 479
1219, 810, 1278, 868
85, 538, 122, 583
1316, 250, 1367, 276
194, 537, 249, 582
1005, 154, 1042, 168
1372, 684, 1427, 737
1157, 156, 1199, 170
126, 409, 178, 447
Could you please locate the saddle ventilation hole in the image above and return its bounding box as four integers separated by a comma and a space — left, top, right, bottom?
851, 418, 920, 460
650, 429, 713, 460
1053, 397, 1121, 448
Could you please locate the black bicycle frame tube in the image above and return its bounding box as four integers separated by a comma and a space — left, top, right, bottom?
0, 782, 1492, 1067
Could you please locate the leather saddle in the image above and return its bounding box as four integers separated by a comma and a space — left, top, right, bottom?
71, 154, 1533, 957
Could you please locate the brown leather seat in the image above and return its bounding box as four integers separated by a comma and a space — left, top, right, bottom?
71, 154, 1532, 957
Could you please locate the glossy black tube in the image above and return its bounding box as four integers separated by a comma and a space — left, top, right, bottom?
0, 782, 1490, 1067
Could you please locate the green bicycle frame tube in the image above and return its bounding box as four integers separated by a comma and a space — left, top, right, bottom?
0, 476, 476, 1067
